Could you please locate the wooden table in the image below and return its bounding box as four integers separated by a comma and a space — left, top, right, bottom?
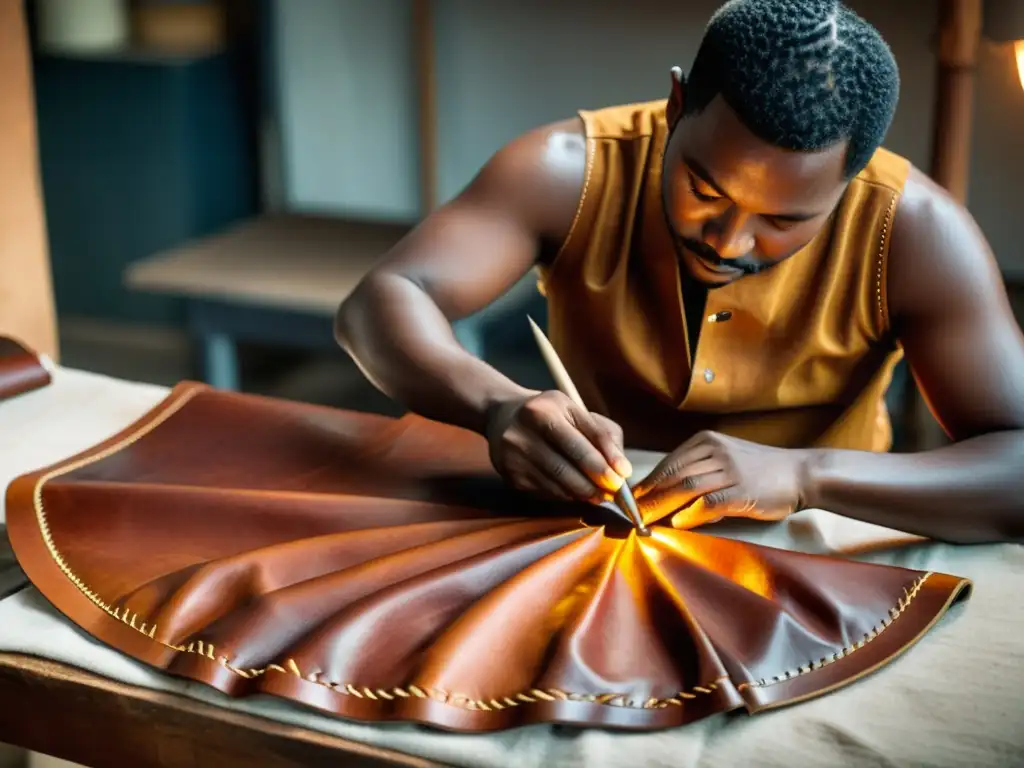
0, 652, 442, 768
124, 213, 545, 391
124, 214, 409, 391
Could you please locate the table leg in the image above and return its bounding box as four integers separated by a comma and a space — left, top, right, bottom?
198, 332, 240, 391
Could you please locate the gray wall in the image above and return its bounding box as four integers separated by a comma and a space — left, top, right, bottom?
272, 0, 1024, 277
969, 38, 1024, 279
275, 0, 418, 221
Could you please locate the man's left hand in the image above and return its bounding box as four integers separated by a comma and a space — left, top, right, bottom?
632, 431, 810, 528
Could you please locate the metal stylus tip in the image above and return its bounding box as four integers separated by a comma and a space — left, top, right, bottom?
615, 484, 648, 534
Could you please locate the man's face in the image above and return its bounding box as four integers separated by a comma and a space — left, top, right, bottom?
663, 95, 850, 288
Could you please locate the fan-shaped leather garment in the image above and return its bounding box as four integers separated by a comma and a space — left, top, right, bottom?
5, 380, 971, 732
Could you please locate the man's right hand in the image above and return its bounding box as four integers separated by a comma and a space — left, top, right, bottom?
484, 391, 633, 503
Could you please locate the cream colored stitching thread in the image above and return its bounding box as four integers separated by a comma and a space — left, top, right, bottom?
219, 661, 729, 712
32, 387, 199, 637
738, 573, 931, 690
875, 192, 898, 330
30, 385, 930, 712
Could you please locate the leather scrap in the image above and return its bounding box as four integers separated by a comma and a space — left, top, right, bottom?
0, 335, 51, 403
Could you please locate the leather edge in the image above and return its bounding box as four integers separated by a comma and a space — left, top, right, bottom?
741, 572, 972, 712
4, 381, 210, 672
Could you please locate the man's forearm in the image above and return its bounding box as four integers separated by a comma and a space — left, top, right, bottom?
801, 430, 1024, 544
335, 273, 535, 435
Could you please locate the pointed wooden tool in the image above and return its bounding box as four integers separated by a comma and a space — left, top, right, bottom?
527, 316, 649, 535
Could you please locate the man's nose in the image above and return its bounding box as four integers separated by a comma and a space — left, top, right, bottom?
702, 207, 754, 259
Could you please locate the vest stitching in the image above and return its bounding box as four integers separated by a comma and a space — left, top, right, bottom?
875, 192, 898, 334
552, 134, 594, 263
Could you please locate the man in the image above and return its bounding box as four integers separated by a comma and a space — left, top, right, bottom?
336, 0, 1024, 544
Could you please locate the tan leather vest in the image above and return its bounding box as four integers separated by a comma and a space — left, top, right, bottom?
538, 100, 909, 453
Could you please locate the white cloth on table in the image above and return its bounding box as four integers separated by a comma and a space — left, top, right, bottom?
1, 367, 1022, 768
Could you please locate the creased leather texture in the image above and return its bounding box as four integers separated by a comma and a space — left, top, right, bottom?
0, 335, 50, 402
5, 383, 971, 732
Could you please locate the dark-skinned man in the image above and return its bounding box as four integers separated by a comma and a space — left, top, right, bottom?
335, 0, 1024, 545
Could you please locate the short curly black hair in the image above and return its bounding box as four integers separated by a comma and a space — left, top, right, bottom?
684, 0, 900, 177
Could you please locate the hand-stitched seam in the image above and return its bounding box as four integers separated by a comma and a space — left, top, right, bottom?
737, 572, 931, 690
214, 652, 730, 712
31, 388, 199, 634
875, 192, 898, 333
28, 385, 932, 712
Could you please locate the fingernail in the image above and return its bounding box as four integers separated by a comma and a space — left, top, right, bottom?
614, 458, 633, 478
603, 471, 625, 491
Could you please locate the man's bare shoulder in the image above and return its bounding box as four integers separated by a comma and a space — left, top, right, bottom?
898, 166, 965, 220
892, 166, 967, 258
468, 116, 587, 248
887, 166, 1009, 323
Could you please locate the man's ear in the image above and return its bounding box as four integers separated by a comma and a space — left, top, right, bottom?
666, 66, 686, 127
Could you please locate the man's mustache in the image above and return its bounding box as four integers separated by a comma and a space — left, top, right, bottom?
678, 237, 765, 275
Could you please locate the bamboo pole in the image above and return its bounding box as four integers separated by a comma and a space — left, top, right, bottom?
412, 0, 437, 215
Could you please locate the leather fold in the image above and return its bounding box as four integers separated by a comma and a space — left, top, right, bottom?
0, 335, 50, 402
5, 383, 971, 732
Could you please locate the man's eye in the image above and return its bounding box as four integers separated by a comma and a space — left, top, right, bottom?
688, 173, 721, 202
764, 216, 799, 231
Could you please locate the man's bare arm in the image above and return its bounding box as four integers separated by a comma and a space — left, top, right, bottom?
337, 120, 632, 501
802, 168, 1024, 543
335, 119, 587, 435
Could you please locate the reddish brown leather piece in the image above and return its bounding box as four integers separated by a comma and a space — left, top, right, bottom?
0, 335, 50, 401
5, 383, 972, 732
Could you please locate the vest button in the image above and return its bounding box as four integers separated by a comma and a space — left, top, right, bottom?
707, 310, 733, 323
703, 368, 715, 383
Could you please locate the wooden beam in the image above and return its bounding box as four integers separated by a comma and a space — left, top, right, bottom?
413, 0, 438, 215
929, 0, 983, 202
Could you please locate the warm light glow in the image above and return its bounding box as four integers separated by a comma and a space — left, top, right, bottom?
667, 498, 721, 530
1017, 40, 1024, 92
650, 528, 774, 599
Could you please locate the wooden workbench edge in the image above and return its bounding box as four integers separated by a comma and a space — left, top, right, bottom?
0, 652, 446, 768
